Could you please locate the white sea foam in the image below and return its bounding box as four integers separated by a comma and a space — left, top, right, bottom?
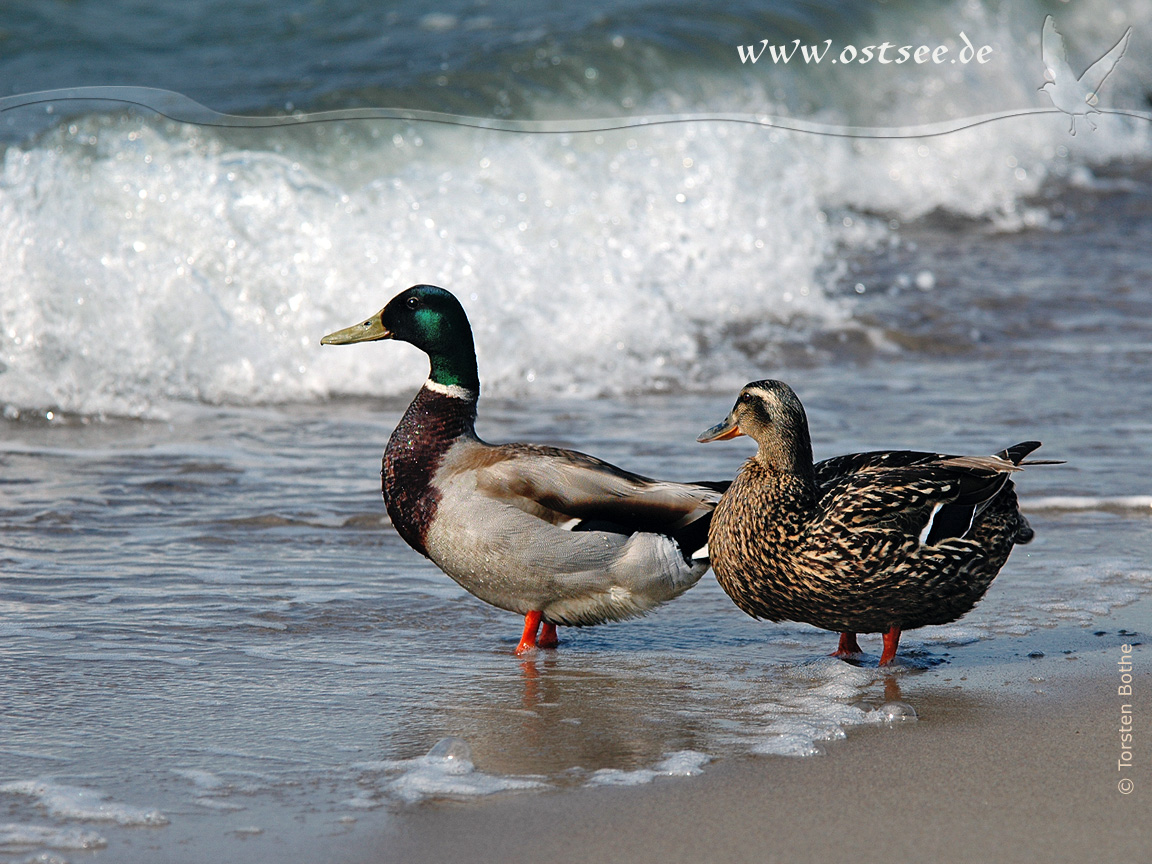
353, 737, 547, 803
172, 768, 247, 810
0, 823, 107, 851
340, 792, 381, 811
913, 626, 983, 646
192, 798, 247, 812
2, 10, 1149, 420
742, 660, 890, 756
0, 780, 168, 827
1025, 495, 1152, 513
0, 115, 847, 417
584, 750, 711, 787
751, 734, 826, 758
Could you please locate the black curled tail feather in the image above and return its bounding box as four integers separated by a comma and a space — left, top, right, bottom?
671, 510, 714, 563
998, 440, 1064, 468
1015, 512, 1035, 544
995, 441, 1057, 543
690, 479, 732, 494
998, 441, 1042, 464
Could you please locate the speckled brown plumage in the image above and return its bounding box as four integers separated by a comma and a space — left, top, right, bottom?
709, 455, 1028, 633
700, 380, 1055, 662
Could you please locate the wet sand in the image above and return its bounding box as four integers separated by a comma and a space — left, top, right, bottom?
94, 606, 1150, 864
373, 645, 1149, 864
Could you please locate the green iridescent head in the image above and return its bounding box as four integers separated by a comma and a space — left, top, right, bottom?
321, 285, 480, 391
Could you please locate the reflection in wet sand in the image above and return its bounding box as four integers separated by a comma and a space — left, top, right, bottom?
442, 657, 710, 782
420, 648, 935, 785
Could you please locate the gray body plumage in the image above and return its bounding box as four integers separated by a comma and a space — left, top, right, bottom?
416, 425, 719, 626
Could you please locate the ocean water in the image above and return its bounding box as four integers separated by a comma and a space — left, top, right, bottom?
2, 0, 1152, 860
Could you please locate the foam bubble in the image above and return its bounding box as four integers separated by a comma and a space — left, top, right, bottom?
739, 659, 891, 757
877, 702, 919, 724
748, 707, 878, 758
424, 736, 471, 763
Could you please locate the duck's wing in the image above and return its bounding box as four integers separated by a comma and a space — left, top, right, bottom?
818, 443, 1055, 480
820, 454, 1021, 545
819, 442, 1058, 545
470, 442, 723, 534
814, 449, 943, 489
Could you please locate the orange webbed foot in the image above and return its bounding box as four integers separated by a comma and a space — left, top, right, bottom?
878, 626, 902, 666
515, 610, 543, 655
830, 631, 862, 658
538, 621, 558, 650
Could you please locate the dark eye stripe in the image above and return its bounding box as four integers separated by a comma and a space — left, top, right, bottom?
737, 390, 773, 421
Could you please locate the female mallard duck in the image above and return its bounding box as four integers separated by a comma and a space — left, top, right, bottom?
321, 285, 722, 654
699, 379, 1055, 665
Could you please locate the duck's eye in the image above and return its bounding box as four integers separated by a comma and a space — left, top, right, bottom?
405, 296, 421, 310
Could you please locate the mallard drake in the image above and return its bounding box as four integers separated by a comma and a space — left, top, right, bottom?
321, 285, 722, 654
699, 379, 1056, 665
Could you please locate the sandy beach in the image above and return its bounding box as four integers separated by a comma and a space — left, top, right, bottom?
375, 641, 1149, 864
95, 598, 1147, 864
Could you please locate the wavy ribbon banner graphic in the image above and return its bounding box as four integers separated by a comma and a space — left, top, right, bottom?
4, 86, 1151, 140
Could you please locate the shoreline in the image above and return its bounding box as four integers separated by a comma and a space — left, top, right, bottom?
371, 632, 1149, 864
35, 607, 1152, 864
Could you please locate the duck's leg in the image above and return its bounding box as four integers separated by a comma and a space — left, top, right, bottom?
878, 626, 902, 666
538, 621, 559, 649
515, 610, 543, 655
830, 632, 862, 658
